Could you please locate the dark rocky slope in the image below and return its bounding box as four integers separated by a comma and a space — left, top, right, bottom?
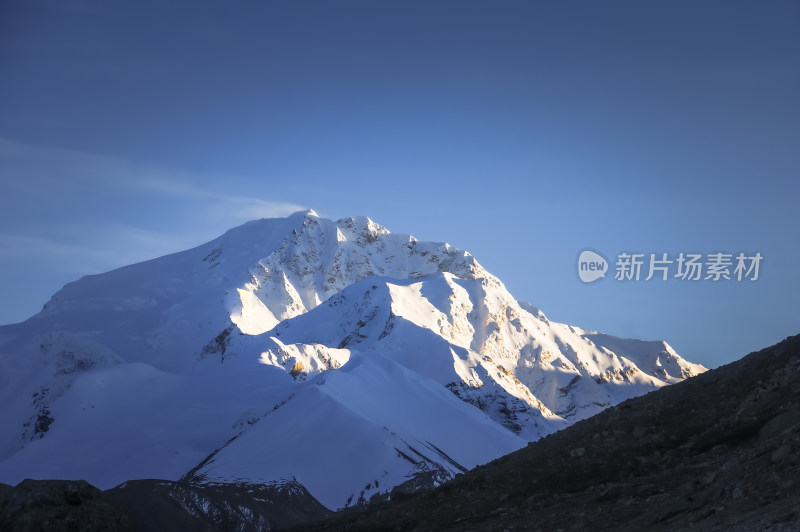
0, 479, 332, 531
293, 334, 800, 531
0, 479, 137, 532
107, 479, 333, 532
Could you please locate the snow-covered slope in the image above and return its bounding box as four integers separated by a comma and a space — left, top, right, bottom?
0, 209, 706, 509
184, 353, 523, 509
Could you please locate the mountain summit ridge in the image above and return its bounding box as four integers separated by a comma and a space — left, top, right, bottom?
0, 210, 705, 509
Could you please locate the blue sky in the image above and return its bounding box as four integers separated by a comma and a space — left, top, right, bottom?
1, 0, 797, 368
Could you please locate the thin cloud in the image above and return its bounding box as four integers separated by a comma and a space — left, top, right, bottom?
136, 175, 305, 222
0, 137, 305, 222
0, 233, 126, 274
0, 137, 305, 280
0, 223, 189, 274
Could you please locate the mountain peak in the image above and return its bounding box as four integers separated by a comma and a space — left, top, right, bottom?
282, 208, 319, 221
0, 209, 706, 510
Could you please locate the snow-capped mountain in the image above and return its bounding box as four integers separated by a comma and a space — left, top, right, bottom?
0, 209, 705, 510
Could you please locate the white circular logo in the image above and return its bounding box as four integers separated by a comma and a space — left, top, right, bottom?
578, 250, 608, 283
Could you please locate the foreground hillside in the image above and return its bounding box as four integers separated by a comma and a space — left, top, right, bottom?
295, 334, 800, 531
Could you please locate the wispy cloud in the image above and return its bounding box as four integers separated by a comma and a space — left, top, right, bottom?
0, 223, 198, 275
134, 175, 304, 222
0, 137, 305, 224
0, 137, 305, 279
0, 233, 113, 263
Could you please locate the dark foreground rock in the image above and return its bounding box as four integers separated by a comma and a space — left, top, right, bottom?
292, 334, 800, 531
0, 478, 332, 531
107, 479, 333, 531
0, 479, 137, 532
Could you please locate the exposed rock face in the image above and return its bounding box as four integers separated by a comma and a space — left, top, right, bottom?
295, 334, 800, 531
